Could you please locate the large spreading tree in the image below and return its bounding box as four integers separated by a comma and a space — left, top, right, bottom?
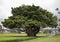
2, 5, 57, 36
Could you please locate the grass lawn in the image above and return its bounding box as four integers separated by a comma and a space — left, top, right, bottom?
0, 34, 60, 42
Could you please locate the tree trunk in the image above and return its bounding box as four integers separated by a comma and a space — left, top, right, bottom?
26, 27, 40, 36
27, 33, 36, 36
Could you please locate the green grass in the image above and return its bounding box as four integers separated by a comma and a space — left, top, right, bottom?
0, 34, 60, 42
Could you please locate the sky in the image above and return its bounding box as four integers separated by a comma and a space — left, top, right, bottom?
0, 0, 60, 24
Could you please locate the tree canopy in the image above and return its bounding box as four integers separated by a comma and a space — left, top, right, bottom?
2, 5, 57, 28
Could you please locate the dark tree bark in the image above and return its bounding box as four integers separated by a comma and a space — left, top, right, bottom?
26, 27, 40, 36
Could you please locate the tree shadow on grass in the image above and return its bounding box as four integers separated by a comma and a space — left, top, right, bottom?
0, 36, 46, 42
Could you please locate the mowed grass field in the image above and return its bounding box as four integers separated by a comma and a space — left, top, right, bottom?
0, 34, 60, 42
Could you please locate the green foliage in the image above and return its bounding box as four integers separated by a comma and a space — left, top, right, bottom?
2, 16, 26, 28
2, 5, 57, 29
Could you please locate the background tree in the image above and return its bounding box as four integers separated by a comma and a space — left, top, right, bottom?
43, 30, 52, 36
2, 5, 57, 36
0, 25, 2, 33
56, 8, 60, 35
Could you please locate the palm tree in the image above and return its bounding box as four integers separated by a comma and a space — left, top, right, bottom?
56, 8, 60, 14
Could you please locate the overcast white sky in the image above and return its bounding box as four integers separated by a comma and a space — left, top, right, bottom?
0, 0, 60, 24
